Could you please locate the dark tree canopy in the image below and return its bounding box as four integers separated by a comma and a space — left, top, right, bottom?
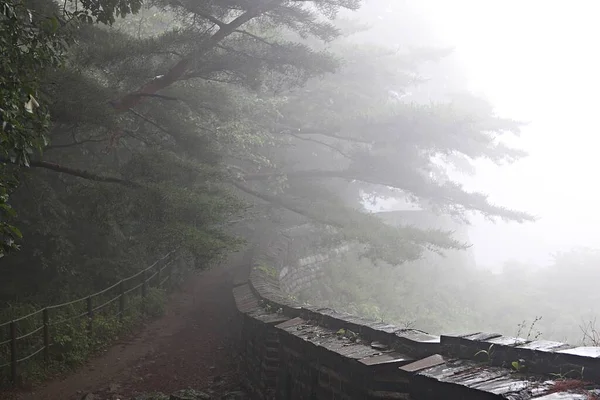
0, 0, 533, 303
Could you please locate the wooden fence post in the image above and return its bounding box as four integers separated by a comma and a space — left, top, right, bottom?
43, 309, 49, 363
142, 271, 147, 298
119, 281, 125, 322
86, 297, 93, 335
168, 261, 173, 292
10, 321, 17, 385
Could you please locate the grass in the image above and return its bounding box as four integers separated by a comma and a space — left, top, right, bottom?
0, 287, 168, 388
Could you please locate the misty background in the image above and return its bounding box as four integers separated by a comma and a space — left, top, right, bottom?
3, 0, 600, 384
290, 0, 600, 344
356, 1, 600, 269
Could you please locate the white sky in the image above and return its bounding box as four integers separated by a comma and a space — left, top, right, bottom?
424, 0, 600, 267
376, 1, 600, 267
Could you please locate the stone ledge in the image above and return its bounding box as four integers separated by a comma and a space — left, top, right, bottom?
441, 333, 600, 382
235, 248, 600, 399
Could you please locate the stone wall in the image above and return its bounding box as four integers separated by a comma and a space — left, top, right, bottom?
232, 235, 600, 399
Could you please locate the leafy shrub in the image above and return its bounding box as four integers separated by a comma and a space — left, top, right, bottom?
0, 281, 169, 387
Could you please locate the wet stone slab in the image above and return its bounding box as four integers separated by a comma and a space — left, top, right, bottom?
413, 358, 556, 399
556, 346, 600, 358
393, 329, 441, 357
247, 310, 289, 325
275, 317, 388, 364
368, 322, 401, 334
469, 375, 532, 395
395, 329, 441, 343
487, 336, 530, 347
399, 354, 447, 374
439, 332, 600, 382
535, 393, 592, 400
413, 359, 600, 399
232, 284, 260, 313
462, 332, 504, 342
517, 340, 573, 352
358, 352, 414, 367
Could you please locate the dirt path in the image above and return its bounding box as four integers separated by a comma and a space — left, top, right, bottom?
8, 251, 249, 400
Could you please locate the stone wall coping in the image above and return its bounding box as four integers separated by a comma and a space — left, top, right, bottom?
235, 248, 600, 398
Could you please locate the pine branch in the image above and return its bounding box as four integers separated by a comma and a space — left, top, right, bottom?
110, 0, 282, 112
1, 159, 140, 188
231, 181, 344, 228
233, 29, 276, 46
127, 108, 172, 135
231, 181, 465, 264
286, 132, 353, 159
292, 128, 373, 144
129, 93, 180, 101
191, 9, 226, 28
46, 136, 108, 150
241, 169, 536, 222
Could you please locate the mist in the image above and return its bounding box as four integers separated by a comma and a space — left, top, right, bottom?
289, 1, 600, 344
2, 0, 600, 391
354, 1, 600, 268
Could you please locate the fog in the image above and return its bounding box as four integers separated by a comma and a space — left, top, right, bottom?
289, 1, 600, 343
4, 0, 600, 381
357, 1, 600, 268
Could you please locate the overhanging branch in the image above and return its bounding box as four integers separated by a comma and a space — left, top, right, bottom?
110, 1, 282, 112
233, 29, 276, 46
289, 128, 373, 144
287, 132, 353, 159
2, 158, 140, 188
240, 169, 535, 222
230, 181, 344, 229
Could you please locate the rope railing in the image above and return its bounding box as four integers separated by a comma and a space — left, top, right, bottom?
0, 250, 179, 386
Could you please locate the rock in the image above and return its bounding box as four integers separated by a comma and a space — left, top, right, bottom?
81, 394, 96, 400
169, 389, 211, 400
222, 391, 248, 400
108, 383, 121, 393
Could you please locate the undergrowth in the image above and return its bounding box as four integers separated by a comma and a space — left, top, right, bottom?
0, 287, 168, 387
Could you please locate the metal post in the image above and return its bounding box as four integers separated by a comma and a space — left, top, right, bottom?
10, 321, 17, 385
142, 270, 147, 298
168, 262, 173, 292
86, 297, 93, 335
43, 309, 49, 363
119, 281, 125, 322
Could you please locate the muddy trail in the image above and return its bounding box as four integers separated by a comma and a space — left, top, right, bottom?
4, 252, 249, 400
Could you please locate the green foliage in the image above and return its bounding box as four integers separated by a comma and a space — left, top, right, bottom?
255, 263, 277, 279
300, 246, 600, 346
76, 0, 143, 25
474, 344, 495, 364
511, 360, 525, 373
0, 0, 65, 256
0, 287, 167, 386
236, 17, 534, 264
0, 1, 542, 388
0, 0, 147, 257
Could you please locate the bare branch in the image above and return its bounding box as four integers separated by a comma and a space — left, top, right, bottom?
233, 29, 276, 46
46, 136, 108, 150
286, 131, 353, 159
110, 0, 282, 112
293, 128, 373, 144
127, 108, 172, 135
231, 181, 342, 228
129, 93, 180, 101
2, 158, 140, 188
193, 10, 226, 28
